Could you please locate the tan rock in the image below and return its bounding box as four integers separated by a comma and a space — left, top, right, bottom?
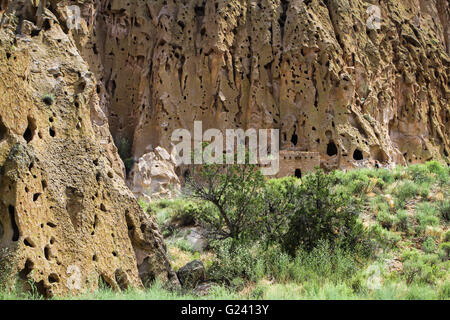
384, 194, 396, 210
71, 0, 448, 176
129, 146, 181, 202
0, 8, 177, 297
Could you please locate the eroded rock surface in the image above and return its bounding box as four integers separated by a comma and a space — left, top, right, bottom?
72, 0, 448, 176
129, 146, 180, 202
0, 2, 177, 297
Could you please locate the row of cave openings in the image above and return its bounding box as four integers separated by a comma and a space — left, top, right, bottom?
283, 125, 364, 161
289, 146, 363, 179
326, 140, 364, 161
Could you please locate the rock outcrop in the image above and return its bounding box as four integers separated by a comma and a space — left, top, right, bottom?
0, 1, 177, 297
129, 146, 180, 202
74, 0, 448, 177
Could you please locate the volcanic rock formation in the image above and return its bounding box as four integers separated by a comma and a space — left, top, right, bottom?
71, 0, 449, 176
0, 1, 177, 297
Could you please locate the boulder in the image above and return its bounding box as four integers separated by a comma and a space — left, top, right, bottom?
129, 146, 181, 202
177, 260, 206, 290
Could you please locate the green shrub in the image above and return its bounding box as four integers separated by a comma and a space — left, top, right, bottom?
338, 169, 372, 195
187, 160, 265, 242
395, 180, 419, 206
404, 284, 438, 300
258, 177, 299, 246
438, 242, 450, 261
207, 240, 258, 285
281, 170, 367, 255
377, 210, 396, 230
256, 246, 292, 283
170, 201, 200, 227
438, 280, 450, 299
422, 237, 436, 254
401, 250, 443, 285
425, 161, 449, 185
444, 230, 450, 242
438, 200, 450, 222
369, 224, 401, 249
407, 164, 434, 184
415, 203, 440, 234
395, 210, 411, 233
290, 241, 360, 285
375, 169, 395, 186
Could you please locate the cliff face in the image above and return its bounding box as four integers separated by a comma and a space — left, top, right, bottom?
0, 1, 176, 297
0, 0, 449, 296
74, 0, 449, 174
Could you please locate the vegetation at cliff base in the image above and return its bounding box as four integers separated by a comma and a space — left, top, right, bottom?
0, 161, 448, 300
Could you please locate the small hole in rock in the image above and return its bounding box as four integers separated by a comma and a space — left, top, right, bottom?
48, 273, 59, 283
24, 237, 36, 247
44, 245, 51, 260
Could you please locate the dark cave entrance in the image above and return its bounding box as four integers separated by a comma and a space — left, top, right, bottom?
327, 141, 338, 156
353, 149, 364, 161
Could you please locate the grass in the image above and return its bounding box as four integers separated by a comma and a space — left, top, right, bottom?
1, 162, 448, 300
41, 94, 55, 106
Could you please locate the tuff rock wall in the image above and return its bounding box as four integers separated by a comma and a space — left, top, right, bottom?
0, 0, 177, 297
71, 0, 449, 173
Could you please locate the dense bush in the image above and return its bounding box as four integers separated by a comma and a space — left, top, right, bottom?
395, 180, 419, 206
258, 177, 299, 246
439, 200, 450, 222
281, 170, 366, 255
207, 240, 258, 286
401, 250, 446, 285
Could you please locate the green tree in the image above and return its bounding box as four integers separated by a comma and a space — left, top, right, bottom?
186, 160, 265, 242
281, 169, 365, 255
258, 177, 299, 247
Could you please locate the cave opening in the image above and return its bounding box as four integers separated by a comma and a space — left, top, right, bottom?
0, 116, 7, 141
8, 205, 19, 242
353, 149, 364, 161
183, 170, 190, 180
291, 132, 298, 146
327, 141, 338, 156
195, 5, 205, 17
23, 117, 36, 143
291, 126, 298, 146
